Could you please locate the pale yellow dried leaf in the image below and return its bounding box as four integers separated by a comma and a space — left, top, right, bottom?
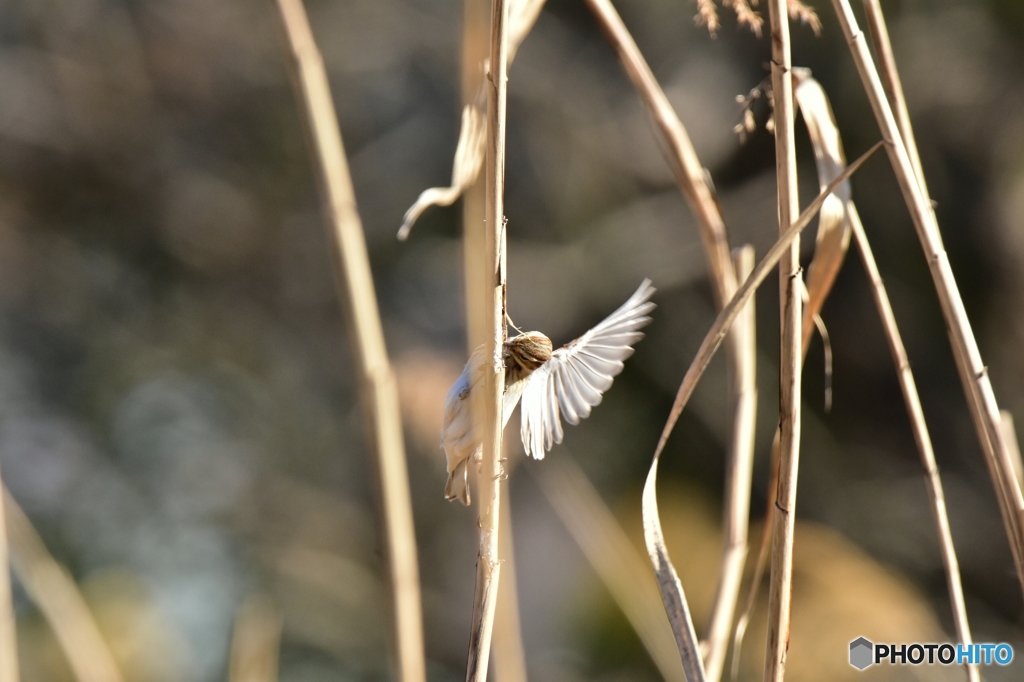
397, 0, 546, 240
794, 70, 851, 351
397, 104, 486, 240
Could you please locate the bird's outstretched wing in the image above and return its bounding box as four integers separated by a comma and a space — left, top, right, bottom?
519, 280, 655, 459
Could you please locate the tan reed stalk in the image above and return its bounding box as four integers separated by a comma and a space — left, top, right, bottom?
830, 0, 1024, 597
462, 0, 489, 356
0, 481, 15, 682
536, 456, 686, 682
860, 0, 926, 194
494, 481, 528, 682
848, 206, 979, 682
273, 3, 426, 681
1003, 412, 1024, 490
704, 246, 757, 682
228, 595, 282, 682
4, 490, 118, 682
764, 2, 802, 681
459, 3, 529, 677
465, 0, 510, 679
643, 142, 882, 682
579, 6, 760, 674
582, 0, 737, 307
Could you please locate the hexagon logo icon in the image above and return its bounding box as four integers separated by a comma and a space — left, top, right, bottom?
849, 637, 874, 670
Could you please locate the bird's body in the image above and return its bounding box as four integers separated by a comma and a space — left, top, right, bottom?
441, 280, 655, 504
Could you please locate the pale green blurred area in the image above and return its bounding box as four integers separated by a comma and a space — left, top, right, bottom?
1, 0, 1024, 680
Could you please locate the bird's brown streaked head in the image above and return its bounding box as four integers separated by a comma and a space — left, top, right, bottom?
504, 332, 553, 372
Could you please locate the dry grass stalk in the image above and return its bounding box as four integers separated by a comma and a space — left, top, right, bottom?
580, 6, 764, 678
0, 483, 15, 682
791, 69, 979, 681
494, 482, 528, 682
764, 2, 802, 681
860, 0, 926, 193
464, 0, 511, 679
273, 3, 426, 681
536, 456, 686, 682
398, 0, 545, 241
848, 206, 979, 682
1003, 412, 1024, 490
583, 0, 738, 309
228, 595, 282, 682
703, 245, 757, 682
644, 142, 881, 682
830, 0, 1024, 598
5, 490, 119, 682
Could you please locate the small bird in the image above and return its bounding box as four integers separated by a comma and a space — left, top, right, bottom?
441, 279, 655, 504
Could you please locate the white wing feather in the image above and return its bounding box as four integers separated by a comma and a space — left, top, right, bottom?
520, 279, 655, 459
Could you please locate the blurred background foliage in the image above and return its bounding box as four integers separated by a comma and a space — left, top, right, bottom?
0, 0, 1023, 680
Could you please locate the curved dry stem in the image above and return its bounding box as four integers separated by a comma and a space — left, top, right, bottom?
6, 489, 120, 682
849, 206, 979, 682
703, 245, 758, 682
465, 1, 511, 679
830, 0, 1024, 599
274, 4, 426, 681
643, 143, 880, 682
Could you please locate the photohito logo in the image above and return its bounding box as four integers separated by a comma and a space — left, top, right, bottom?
849, 637, 1013, 670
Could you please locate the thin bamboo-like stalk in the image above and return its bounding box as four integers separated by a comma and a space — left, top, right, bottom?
1003, 412, 1024, 490
860, 0, 926, 195
830, 0, 1024, 597
704, 246, 757, 682
465, 0, 510, 679
645, 143, 880, 682
848, 206, 978, 682
228, 595, 282, 682
579, 6, 758, 675
460, 3, 528, 678
5, 490, 118, 682
582, 0, 737, 307
0, 481, 15, 682
494, 481, 528, 682
764, 3, 802, 681
273, 4, 426, 681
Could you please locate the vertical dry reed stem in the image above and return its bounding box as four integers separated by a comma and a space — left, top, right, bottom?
645, 144, 879, 682
273, 4, 426, 681
5, 491, 118, 682
494, 482, 528, 682
582, 0, 737, 307
704, 246, 757, 682
860, 0, 926, 193
228, 595, 282, 682
830, 0, 1024, 598
460, 4, 528, 677
0, 482, 15, 682
1003, 412, 1024, 490
580, 6, 758, 674
848, 207, 979, 682
765, 2, 802, 681
465, 0, 510, 679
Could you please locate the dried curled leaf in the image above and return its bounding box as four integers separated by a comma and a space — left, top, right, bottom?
642, 144, 880, 682
397, 0, 546, 241
794, 69, 852, 352
397, 105, 486, 241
